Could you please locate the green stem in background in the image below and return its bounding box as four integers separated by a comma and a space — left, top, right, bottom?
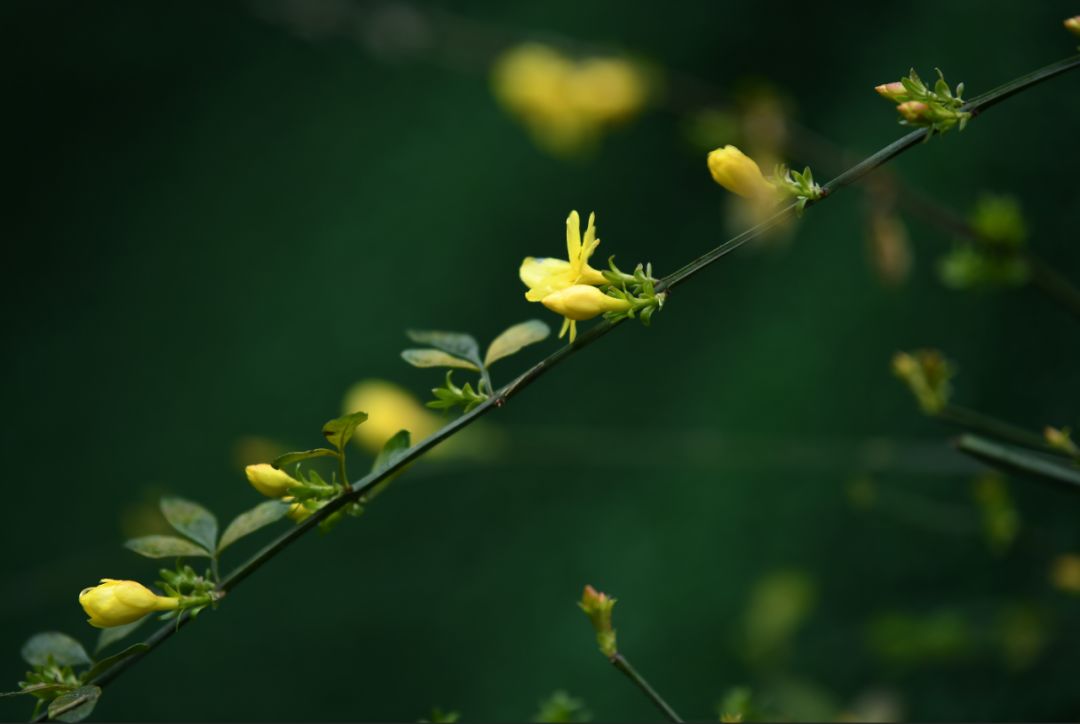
954, 434, 1080, 491
1027, 255, 1080, 321
38, 53, 1080, 721
936, 404, 1067, 459
610, 653, 683, 723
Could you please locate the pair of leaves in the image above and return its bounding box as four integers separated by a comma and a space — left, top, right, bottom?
402, 321, 550, 372
127, 496, 293, 561
125, 497, 218, 560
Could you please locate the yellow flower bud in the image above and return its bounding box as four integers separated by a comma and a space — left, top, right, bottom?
896, 100, 929, 123
283, 496, 313, 522
874, 81, 908, 102
579, 585, 618, 657
707, 145, 777, 199
79, 579, 179, 628
245, 463, 300, 498
1065, 16, 1080, 36
541, 284, 631, 321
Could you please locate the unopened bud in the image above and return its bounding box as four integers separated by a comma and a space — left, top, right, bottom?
1044, 426, 1079, 458
578, 584, 618, 657
874, 82, 908, 103
896, 100, 929, 123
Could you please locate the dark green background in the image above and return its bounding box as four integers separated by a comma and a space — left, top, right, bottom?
3, 1, 1078, 720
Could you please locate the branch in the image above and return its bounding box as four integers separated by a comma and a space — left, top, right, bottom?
45, 51, 1080, 720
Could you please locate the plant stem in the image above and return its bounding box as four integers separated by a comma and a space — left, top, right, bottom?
43, 53, 1080, 720
953, 434, 1080, 491
1027, 255, 1080, 321
936, 404, 1068, 459
610, 652, 683, 723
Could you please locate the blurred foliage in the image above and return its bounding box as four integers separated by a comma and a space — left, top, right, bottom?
2, 0, 1079, 721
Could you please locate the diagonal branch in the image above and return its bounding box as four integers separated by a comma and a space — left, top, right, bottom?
47, 52, 1080, 719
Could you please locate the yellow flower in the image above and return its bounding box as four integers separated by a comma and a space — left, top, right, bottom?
541, 284, 631, 342
1051, 554, 1080, 594
342, 379, 443, 454
520, 210, 608, 303
707, 145, 776, 199
245, 463, 300, 498
283, 496, 313, 522
1066, 16, 1080, 36
569, 58, 648, 124
79, 579, 178, 628
491, 43, 649, 155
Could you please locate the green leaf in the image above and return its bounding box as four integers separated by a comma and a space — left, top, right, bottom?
124, 535, 211, 559
82, 644, 148, 684
322, 411, 369, 451
217, 500, 291, 552
21, 632, 91, 667
401, 348, 480, 371
272, 448, 339, 468
95, 618, 149, 654
484, 320, 551, 367
48, 685, 101, 723
160, 497, 218, 551
373, 430, 412, 474
406, 329, 482, 367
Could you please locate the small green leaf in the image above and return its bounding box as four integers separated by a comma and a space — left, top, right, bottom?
322, 411, 369, 451
160, 497, 218, 551
406, 330, 482, 367
365, 430, 412, 502
373, 430, 412, 474
124, 535, 211, 559
95, 618, 149, 654
484, 320, 551, 367
21, 632, 91, 667
272, 448, 339, 468
217, 500, 291, 552
401, 348, 480, 371
48, 685, 101, 723
82, 644, 149, 684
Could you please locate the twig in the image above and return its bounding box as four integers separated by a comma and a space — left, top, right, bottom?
610, 653, 683, 722
38, 52, 1080, 721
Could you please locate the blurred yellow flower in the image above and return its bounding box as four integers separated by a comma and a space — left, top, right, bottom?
542, 285, 631, 342
492, 43, 649, 155
1051, 554, 1080, 594
79, 579, 178, 628
707, 145, 776, 199
1065, 16, 1080, 36
245, 463, 300, 498
342, 379, 442, 454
